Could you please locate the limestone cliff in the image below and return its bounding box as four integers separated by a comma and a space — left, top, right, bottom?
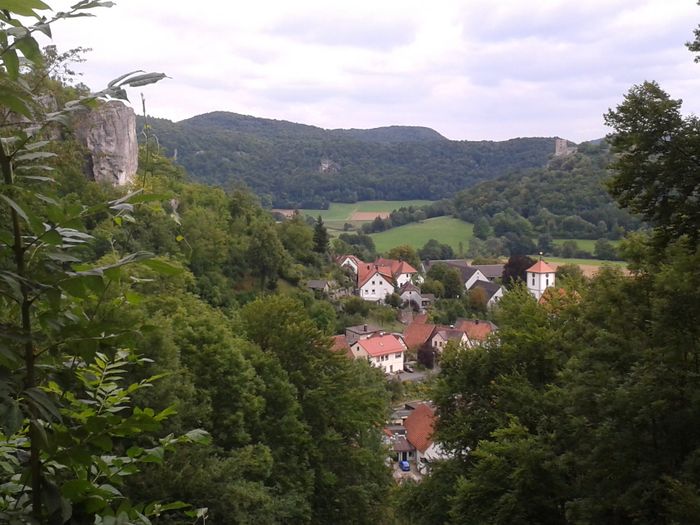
73, 100, 138, 186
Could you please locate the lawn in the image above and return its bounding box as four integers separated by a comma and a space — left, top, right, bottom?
370, 217, 473, 253
542, 256, 627, 267
553, 238, 621, 252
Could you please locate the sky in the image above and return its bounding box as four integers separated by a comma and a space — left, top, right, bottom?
46, 0, 700, 142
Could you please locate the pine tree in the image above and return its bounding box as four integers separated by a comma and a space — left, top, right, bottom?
313, 215, 329, 253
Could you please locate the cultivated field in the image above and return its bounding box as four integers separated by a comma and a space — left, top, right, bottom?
301, 200, 433, 230
370, 216, 474, 253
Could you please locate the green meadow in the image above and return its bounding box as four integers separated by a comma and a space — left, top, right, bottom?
369, 216, 474, 253
552, 238, 621, 252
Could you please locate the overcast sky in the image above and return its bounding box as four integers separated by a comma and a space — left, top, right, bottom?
47, 0, 700, 142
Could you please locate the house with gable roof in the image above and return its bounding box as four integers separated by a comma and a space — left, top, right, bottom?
337, 254, 362, 275
453, 318, 498, 346
350, 333, 406, 374
403, 403, 446, 468
430, 328, 470, 352
340, 255, 423, 302
357, 263, 396, 302
469, 280, 504, 308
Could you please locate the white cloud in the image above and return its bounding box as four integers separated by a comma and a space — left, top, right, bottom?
44, 0, 700, 141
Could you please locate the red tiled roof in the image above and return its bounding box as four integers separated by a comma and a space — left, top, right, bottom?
404, 403, 437, 453
331, 335, 354, 359
413, 313, 428, 324
454, 319, 496, 342
355, 334, 405, 357
403, 321, 436, 349
357, 263, 395, 289
374, 258, 418, 277
527, 260, 555, 274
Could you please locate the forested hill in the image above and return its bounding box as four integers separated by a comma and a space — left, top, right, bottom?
138, 111, 556, 207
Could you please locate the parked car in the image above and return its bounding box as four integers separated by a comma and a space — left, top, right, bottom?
403, 364, 415, 373
399, 460, 410, 472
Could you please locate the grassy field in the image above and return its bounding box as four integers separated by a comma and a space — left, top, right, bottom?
301, 200, 433, 228
370, 217, 473, 253
553, 238, 621, 252
543, 256, 627, 267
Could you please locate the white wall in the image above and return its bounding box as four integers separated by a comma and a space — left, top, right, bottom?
527, 271, 555, 300
360, 274, 394, 302
370, 350, 404, 374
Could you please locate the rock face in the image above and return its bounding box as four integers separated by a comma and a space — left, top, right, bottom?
73, 100, 138, 186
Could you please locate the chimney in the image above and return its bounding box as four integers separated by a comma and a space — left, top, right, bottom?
475, 319, 480, 324
363, 324, 367, 332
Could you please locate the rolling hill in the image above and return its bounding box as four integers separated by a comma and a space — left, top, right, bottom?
138, 112, 558, 208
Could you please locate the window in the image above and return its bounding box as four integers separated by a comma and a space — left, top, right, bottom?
531, 275, 535, 286
546, 277, 549, 286
372, 289, 375, 294
372, 280, 375, 285
395, 352, 402, 358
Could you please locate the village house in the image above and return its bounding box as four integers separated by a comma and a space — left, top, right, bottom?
424, 259, 505, 307
453, 318, 498, 346
469, 280, 504, 308
358, 263, 396, 302
339, 255, 422, 302
350, 333, 406, 374
471, 263, 505, 281
305, 279, 331, 295
399, 282, 434, 312
345, 323, 383, 345
430, 328, 470, 352
385, 401, 446, 475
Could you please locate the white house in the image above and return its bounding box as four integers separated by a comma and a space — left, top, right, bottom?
350, 333, 406, 374
358, 266, 395, 302
461, 267, 489, 290
374, 257, 421, 287
338, 254, 361, 275
469, 280, 505, 308
526, 260, 556, 300
430, 328, 470, 353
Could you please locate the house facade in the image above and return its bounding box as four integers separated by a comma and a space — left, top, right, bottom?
430, 328, 470, 352
358, 267, 395, 302
350, 333, 406, 374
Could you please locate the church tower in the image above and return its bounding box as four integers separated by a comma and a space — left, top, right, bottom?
526, 259, 556, 300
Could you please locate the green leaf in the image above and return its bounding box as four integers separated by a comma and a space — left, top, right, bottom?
141, 258, 182, 276
0, 395, 23, 435
42, 229, 63, 246
62, 479, 93, 499
0, 0, 50, 16
24, 387, 62, 422
92, 434, 113, 451
59, 277, 88, 298
182, 428, 211, 445
0, 91, 32, 118
15, 151, 57, 162
17, 175, 56, 183
14, 35, 42, 64
0, 194, 28, 222
0, 271, 23, 302
120, 72, 168, 88
107, 70, 144, 88
126, 446, 144, 458
4, 48, 19, 79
